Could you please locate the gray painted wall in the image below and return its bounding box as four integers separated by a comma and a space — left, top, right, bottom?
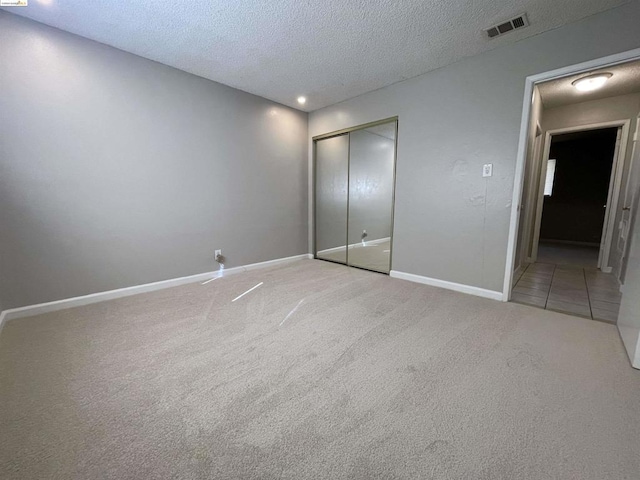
309, 2, 640, 293
0, 12, 308, 310
541, 92, 640, 278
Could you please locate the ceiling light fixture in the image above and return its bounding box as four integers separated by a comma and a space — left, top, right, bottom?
297, 96, 307, 105
572, 73, 612, 92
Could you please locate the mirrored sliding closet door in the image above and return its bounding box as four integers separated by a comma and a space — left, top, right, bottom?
315, 134, 349, 264
314, 118, 397, 274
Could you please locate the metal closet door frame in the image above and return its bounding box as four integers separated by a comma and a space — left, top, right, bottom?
313, 116, 399, 273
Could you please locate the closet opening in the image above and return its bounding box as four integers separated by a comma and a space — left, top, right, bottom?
313, 117, 398, 274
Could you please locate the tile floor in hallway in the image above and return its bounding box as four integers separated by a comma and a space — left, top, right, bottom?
537, 242, 599, 268
512, 263, 622, 323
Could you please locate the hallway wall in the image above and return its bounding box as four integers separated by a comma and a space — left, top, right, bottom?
514, 86, 544, 273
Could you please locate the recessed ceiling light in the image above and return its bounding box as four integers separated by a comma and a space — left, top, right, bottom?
297, 96, 307, 105
572, 73, 612, 92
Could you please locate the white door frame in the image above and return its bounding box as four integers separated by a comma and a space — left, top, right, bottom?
619, 113, 640, 284
529, 121, 630, 271
503, 47, 640, 302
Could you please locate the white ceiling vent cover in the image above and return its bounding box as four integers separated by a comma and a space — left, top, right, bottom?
485, 14, 529, 39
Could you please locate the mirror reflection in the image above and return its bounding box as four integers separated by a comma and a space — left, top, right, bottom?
314, 120, 397, 274
347, 123, 396, 273
315, 134, 349, 264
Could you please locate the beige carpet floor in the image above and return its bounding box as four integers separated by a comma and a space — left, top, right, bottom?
1, 259, 639, 479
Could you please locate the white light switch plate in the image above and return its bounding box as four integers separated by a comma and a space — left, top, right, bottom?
483, 163, 493, 177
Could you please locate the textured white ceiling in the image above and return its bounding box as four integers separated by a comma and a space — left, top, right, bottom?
539, 59, 640, 109
2, 0, 630, 111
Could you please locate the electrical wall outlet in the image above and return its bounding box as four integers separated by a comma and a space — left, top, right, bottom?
482, 163, 493, 177
215, 249, 222, 261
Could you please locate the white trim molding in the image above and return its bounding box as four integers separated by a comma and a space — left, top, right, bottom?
0, 311, 8, 337
317, 236, 391, 255
390, 270, 503, 301
0, 253, 313, 327
512, 264, 524, 288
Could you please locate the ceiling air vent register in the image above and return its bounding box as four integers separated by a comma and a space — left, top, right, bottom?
485, 14, 529, 39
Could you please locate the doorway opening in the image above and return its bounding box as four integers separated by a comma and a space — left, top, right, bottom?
514, 125, 625, 321
506, 53, 640, 323
536, 127, 619, 269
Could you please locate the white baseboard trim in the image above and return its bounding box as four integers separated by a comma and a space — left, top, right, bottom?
0, 253, 313, 325
0, 311, 7, 336
513, 264, 524, 281
317, 237, 391, 255
389, 270, 503, 301
316, 245, 344, 255
363, 237, 391, 246
540, 239, 600, 248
